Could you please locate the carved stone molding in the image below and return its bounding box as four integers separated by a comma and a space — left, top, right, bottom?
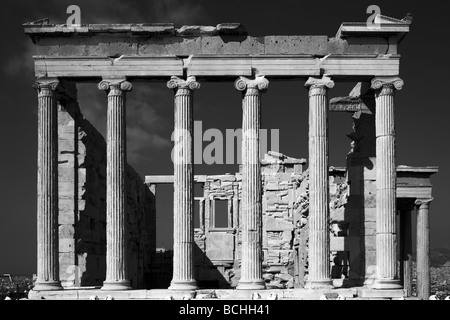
305, 76, 334, 96
371, 76, 404, 91
167, 75, 200, 91
98, 78, 132, 91
234, 75, 269, 92
33, 78, 59, 92
415, 198, 433, 208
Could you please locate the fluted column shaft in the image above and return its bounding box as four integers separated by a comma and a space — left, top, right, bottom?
416, 199, 432, 299
305, 76, 334, 289
98, 79, 132, 290
235, 76, 268, 290
168, 76, 200, 290
33, 78, 63, 291
371, 76, 404, 289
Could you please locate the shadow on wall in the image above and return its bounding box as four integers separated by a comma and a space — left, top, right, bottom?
342, 86, 377, 286
194, 243, 233, 289
148, 244, 232, 289
57, 81, 155, 289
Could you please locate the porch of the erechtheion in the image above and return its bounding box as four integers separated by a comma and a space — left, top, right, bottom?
24, 14, 438, 299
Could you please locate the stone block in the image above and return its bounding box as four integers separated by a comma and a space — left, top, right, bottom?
363, 158, 377, 180
359, 288, 404, 299
364, 179, 377, 194
58, 110, 76, 125
59, 207, 74, 225
59, 239, 75, 253
58, 123, 76, 135
265, 181, 280, 191
331, 207, 345, 221
59, 224, 75, 239
96, 41, 138, 56
327, 37, 348, 54
59, 181, 77, 198
364, 249, 377, 271
365, 235, 376, 251
264, 36, 328, 55
200, 36, 264, 55
364, 208, 377, 222
345, 37, 390, 55
265, 216, 294, 231
364, 194, 376, 208
59, 252, 75, 266
275, 272, 293, 282
59, 139, 75, 153
58, 166, 76, 182
364, 221, 376, 236
266, 280, 284, 289
263, 273, 274, 282
164, 37, 202, 55
330, 237, 361, 253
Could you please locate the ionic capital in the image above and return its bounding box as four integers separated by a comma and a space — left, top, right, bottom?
234, 75, 269, 93
167, 76, 200, 91
415, 198, 433, 209
98, 78, 132, 92
32, 78, 59, 92
371, 76, 404, 92
305, 76, 334, 96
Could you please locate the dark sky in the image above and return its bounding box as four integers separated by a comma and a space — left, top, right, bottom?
0, 0, 448, 275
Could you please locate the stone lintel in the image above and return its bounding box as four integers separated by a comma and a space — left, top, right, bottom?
145, 175, 208, 185
34, 55, 184, 78
396, 166, 438, 174
34, 54, 400, 78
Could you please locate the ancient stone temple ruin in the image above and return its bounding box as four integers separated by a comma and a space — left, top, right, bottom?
24, 14, 438, 299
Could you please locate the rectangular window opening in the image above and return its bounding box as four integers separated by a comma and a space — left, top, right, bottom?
194, 200, 200, 229
213, 199, 229, 228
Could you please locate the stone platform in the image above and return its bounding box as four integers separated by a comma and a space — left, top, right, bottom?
28, 287, 408, 300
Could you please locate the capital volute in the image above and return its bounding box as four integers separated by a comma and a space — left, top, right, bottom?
33, 78, 60, 92
305, 76, 334, 90
415, 198, 433, 208
167, 76, 200, 91
98, 78, 132, 91
234, 75, 269, 93
371, 76, 404, 91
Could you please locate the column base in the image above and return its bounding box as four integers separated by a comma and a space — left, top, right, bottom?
236, 279, 266, 290
33, 281, 63, 291
169, 280, 198, 291
305, 279, 334, 290
372, 279, 402, 290
101, 280, 132, 291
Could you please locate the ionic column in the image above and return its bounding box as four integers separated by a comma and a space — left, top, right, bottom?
305, 76, 334, 289
235, 75, 268, 290
33, 78, 63, 291
415, 198, 432, 299
167, 76, 200, 290
98, 79, 132, 290
371, 76, 404, 289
